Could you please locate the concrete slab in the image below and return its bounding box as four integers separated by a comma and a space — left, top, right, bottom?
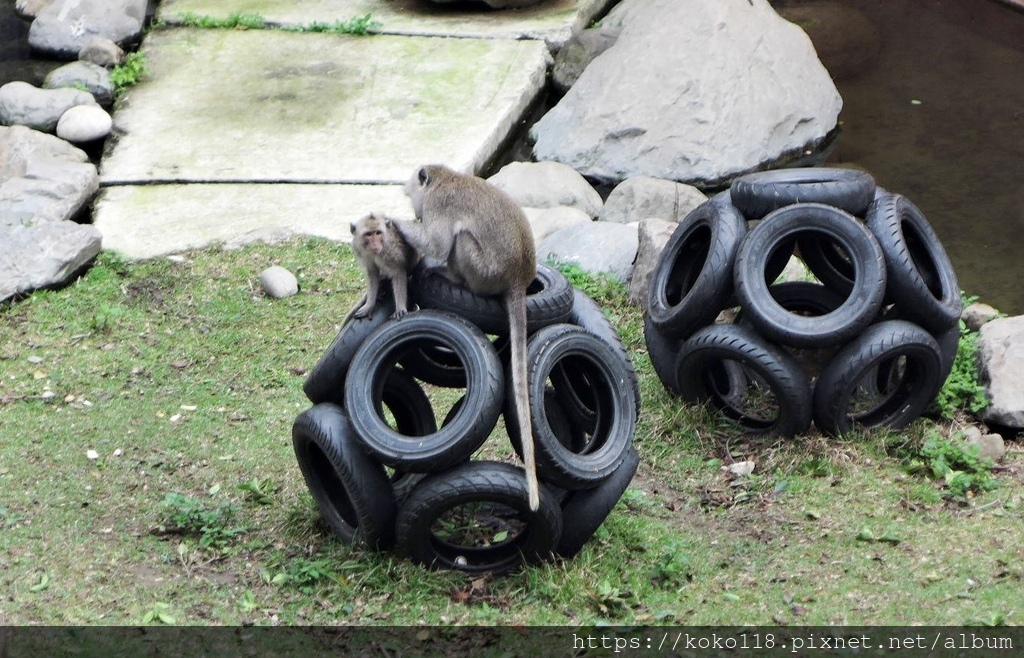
92, 183, 410, 259
157, 0, 613, 48
99, 29, 550, 185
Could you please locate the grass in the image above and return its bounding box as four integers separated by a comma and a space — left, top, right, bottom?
110, 52, 148, 96
1, 238, 1021, 628
174, 11, 381, 36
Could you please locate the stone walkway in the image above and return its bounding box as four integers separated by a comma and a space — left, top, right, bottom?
94, 0, 609, 259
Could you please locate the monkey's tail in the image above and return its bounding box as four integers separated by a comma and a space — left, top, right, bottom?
507, 288, 539, 511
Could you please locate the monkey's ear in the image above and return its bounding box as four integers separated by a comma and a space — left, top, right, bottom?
417, 166, 430, 187
383, 216, 394, 227
349, 222, 357, 234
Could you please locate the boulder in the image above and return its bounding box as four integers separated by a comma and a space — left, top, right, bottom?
56, 104, 113, 143
538, 221, 638, 283
43, 61, 115, 107
0, 81, 98, 133
978, 315, 1024, 428
28, 0, 148, 59
78, 37, 125, 68
488, 161, 603, 218
599, 176, 707, 224
0, 125, 99, 226
551, 27, 620, 94
627, 217, 677, 307
523, 205, 592, 244
0, 222, 103, 303
530, 0, 842, 187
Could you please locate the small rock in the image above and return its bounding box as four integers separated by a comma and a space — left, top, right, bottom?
962, 302, 999, 332
86, 449, 99, 460
724, 461, 756, 477
78, 37, 125, 69
627, 217, 678, 307
56, 105, 113, 143
27, 356, 44, 364
43, 61, 115, 107
488, 161, 603, 218
0, 81, 98, 133
260, 266, 299, 299
538, 221, 638, 283
962, 426, 1006, 462
523, 206, 591, 244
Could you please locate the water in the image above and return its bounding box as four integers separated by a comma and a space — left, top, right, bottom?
812, 0, 1024, 315
3, 1, 1023, 313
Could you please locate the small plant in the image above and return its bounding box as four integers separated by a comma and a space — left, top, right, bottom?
302, 14, 381, 35
649, 542, 692, 589
263, 557, 343, 593
139, 602, 176, 625
931, 297, 989, 419
160, 492, 245, 550
110, 52, 148, 95
237, 477, 278, 505
553, 261, 627, 301
179, 11, 266, 30
901, 432, 999, 498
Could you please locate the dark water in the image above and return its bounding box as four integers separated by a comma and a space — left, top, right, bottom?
0, 3, 61, 87
809, 0, 1024, 315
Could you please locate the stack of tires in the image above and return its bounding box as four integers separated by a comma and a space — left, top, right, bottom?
293, 264, 640, 574
645, 168, 961, 438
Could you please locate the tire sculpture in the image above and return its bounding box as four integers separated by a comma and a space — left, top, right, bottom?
647, 167, 960, 437
296, 264, 639, 574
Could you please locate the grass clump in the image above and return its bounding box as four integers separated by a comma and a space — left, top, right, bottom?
179, 11, 267, 30
160, 492, 245, 551
175, 12, 380, 35
932, 317, 988, 419
898, 430, 999, 498
110, 52, 148, 95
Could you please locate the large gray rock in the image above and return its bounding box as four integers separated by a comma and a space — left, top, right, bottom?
28, 0, 148, 59
978, 315, 1024, 428
0, 222, 102, 302
43, 61, 115, 107
0, 125, 99, 226
627, 217, 676, 307
523, 205, 592, 244
531, 0, 843, 187
429, 0, 545, 7
0, 81, 98, 133
488, 161, 603, 218
551, 27, 620, 94
538, 221, 638, 283
599, 176, 707, 224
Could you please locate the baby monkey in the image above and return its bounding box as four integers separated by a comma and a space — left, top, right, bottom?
350, 212, 417, 320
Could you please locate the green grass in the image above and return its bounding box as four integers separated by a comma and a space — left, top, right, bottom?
1, 238, 1021, 627
110, 52, 148, 96
174, 11, 381, 35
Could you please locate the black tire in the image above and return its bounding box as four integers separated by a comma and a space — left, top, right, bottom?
729, 167, 877, 220
345, 310, 504, 472
644, 314, 685, 395
505, 324, 637, 490
410, 263, 573, 335
557, 445, 640, 559
291, 403, 396, 550
675, 323, 813, 437
813, 320, 943, 436
395, 461, 562, 575
734, 203, 887, 348
398, 335, 510, 388
797, 233, 856, 295
379, 368, 437, 438
569, 288, 641, 415
646, 196, 747, 340
865, 192, 961, 333
302, 292, 394, 405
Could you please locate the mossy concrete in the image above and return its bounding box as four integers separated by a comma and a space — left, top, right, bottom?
93, 183, 410, 259
99, 30, 550, 184
157, 0, 612, 47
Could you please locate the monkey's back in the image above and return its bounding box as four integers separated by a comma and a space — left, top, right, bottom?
426, 172, 536, 296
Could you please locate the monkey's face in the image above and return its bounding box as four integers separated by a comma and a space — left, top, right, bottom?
362, 228, 385, 255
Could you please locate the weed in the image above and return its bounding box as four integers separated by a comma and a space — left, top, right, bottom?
160, 492, 245, 550
552, 261, 627, 300
901, 431, 999, 498
237, 477, 278, 505
177, 12, 380, 35
138, 602, 176, 625
300, 14, 382, 35
110, 52, 147, 95
179, 11, 266, 30
648, 542, 692, 589
931, 315, 988, 419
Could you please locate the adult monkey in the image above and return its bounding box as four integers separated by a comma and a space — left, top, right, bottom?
394, 164, 540, 510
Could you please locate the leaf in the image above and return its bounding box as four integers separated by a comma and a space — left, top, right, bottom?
723, 592, 740, 602
157, 612, 176, 624
30, 572, 50, 592
856, 527, 876, 542
492, 530, 508, 543
879, 532, 902, 545
208, 483, 221, 496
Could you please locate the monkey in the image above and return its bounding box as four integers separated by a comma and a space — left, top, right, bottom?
392, 164, 541, 510
349, 212, 417, 321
